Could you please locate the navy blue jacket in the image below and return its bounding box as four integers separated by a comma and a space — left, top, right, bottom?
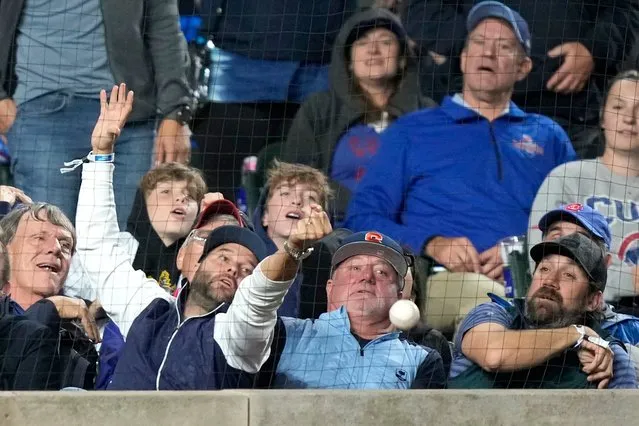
198, 0, 357, 64
108, 287, 253, 390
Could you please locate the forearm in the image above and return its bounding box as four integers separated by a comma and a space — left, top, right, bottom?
466, 326, 580, 372
76, 161, 170, 335
76, 162, 119, 245
215, 261, 295, 373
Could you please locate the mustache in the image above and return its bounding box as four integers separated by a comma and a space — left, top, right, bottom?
532, 286, 563, 304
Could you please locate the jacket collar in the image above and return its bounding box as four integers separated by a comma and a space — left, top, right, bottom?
321, 306, 401, 343
441, 94, 527, 123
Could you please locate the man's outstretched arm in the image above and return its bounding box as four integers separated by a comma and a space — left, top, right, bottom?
215, 205, 333, 373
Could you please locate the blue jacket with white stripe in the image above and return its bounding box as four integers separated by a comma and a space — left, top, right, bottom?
107, 286, 252, 390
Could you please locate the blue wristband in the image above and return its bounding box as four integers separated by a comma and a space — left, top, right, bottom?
88, 151, 114, 162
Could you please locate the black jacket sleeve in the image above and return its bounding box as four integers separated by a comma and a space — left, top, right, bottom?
403, 0, 470, 58
23, 299, 62, 332
0, 315, 60, 390
411, 350, 447, 389
577, 0, 638, 75
12, 319, 61, 390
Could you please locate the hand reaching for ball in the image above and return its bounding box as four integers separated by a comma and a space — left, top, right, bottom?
287, 204, 333, 251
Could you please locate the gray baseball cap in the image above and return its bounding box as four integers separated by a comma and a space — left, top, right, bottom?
530, 233, 607, 291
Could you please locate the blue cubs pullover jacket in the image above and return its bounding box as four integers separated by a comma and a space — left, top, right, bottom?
345, 96, 576, 254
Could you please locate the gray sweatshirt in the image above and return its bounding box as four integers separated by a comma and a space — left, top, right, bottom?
528, 159, 639, 302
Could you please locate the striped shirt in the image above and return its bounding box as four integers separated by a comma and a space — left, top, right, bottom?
450, 302, 638, 389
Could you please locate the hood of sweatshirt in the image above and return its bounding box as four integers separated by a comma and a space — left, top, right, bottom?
252, 189, 280, 256
329, 8, 431, 118
127, 188, 186, 292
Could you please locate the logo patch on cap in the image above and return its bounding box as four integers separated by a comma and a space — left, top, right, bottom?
565, 203, 584, 212
365, 231, 383, 244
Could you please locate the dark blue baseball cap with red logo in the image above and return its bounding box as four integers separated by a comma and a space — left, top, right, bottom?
538, 203, 612, 250
331, 231, 409, 277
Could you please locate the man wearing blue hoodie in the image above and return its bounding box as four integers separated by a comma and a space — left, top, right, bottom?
346, 2, 576, 332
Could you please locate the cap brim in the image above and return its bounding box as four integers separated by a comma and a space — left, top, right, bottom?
538, 209, 610, 250
332, 241, 408, 277
538, 210, 582, 233
195, 200, 243, 229
530, 240, 594, 282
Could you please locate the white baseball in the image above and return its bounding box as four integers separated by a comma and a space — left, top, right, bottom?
389, 299, 420, 330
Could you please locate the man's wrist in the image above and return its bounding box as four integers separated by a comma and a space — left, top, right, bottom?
283, 240, 314, 262
571, 325, 586, 348
88, 151, 115, 162
164, 105, 193, 126
91, 149, 114, 155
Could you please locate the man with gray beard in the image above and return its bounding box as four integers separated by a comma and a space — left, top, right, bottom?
448, 233, 637, 389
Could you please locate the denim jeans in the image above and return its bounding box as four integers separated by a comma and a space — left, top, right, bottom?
8, 92, 154, 229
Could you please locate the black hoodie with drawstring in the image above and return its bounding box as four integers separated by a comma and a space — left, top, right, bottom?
127, 189, 187, 293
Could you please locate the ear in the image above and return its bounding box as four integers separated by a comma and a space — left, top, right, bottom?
460, 47, 468, 74
261, 209, 269, 228
606, 253, 614, 268
176, 245, 186, 271
516, 56, 533, 81
326, 279, 334, 300
586, 291, 604, 312
326, 280, 335, 311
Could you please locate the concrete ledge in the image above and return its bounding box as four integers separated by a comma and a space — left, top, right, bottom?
0, 390, 636, 426
242, 390, 638, 426
0, 392, 248, 426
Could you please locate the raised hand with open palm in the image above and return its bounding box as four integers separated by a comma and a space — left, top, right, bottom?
91, 83, 134, 155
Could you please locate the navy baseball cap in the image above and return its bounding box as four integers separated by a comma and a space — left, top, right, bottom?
530, 233, 608, 291
332, 231, 409, 277
538, 203, 612, 250
467, 1, 531, 56
199, 225, 267, 263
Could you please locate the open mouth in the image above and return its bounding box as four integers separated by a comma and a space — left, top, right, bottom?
171, 207, 187, 217
37, 263, 59, 273
285, 211, 303, 220
217, 277, 235, 289
477, 65, 495, 73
